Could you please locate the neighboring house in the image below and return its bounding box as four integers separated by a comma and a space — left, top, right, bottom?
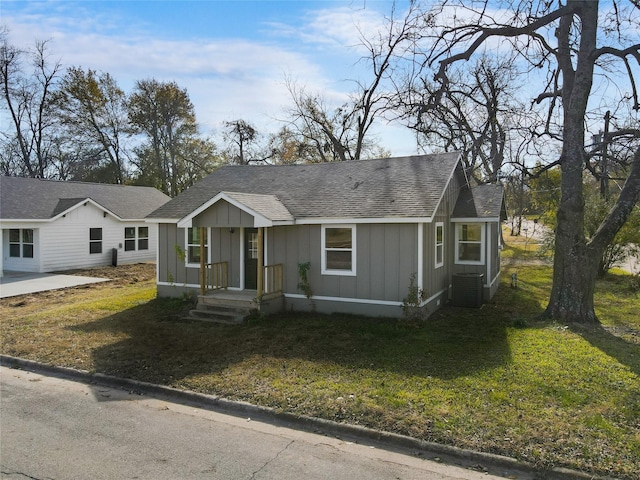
0, 176, 170, 277
146, 153, 506, 319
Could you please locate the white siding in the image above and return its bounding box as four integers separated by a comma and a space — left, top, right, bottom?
2, 202, 158, 273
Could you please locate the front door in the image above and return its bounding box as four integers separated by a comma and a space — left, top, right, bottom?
244, 228, 258, 289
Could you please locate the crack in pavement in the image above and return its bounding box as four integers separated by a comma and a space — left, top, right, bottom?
249, 440, 295, 479
1, 467, 54, 480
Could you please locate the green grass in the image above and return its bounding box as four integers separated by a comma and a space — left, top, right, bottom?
1, 253, 639, 478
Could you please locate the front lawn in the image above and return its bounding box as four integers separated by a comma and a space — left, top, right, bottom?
1, 255, 638, 478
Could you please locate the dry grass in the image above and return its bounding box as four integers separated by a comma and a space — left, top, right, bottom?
1, 258, 639, 478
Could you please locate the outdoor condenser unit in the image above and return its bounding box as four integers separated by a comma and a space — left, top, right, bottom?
452, 273, 484, 308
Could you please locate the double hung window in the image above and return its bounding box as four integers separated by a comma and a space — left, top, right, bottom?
9, 229, 34, 258
321, 225, 356, 275
455, 223, 484, 264
187, 227, 208, 264
89, 228, 102, 254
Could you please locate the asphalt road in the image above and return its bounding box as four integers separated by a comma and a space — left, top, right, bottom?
0, 366, 513, 480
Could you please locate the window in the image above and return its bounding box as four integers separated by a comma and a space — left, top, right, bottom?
89, 228, 102, 254
321, 225, 356, 275
435, 223, 444, 268
187, 227, 208, 264
138, 227, 149, 250
124, 227, 136, 251
9, 229, 34, 258
455, 223, 484, 264
124, 227, 149, 251
248, 231, 258, 259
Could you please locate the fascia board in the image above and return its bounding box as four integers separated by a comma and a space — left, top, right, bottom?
451, 217, 500, 222
428, 152, 463, 223
294, 216, 432, 225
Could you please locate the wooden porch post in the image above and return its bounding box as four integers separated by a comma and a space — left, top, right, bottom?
257, 227, 264, 298
199, 226, 206, 296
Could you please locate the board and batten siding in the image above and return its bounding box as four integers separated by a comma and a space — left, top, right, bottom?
267, 223, 418, 303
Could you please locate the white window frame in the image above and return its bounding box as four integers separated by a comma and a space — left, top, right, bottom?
321, 224, 356, 276
455, 223, 485, 265
434, 222, 444, 268
9, 228, 34, 258
185, 227, 209, 266
124, 226, 149, 252
89, 228, 102, 254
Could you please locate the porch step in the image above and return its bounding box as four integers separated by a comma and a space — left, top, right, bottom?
185, 306, 248, 325
184, 293, 258, 324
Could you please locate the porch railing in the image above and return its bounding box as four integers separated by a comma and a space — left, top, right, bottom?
206, 261, 229, 292
261, 263, 283, 299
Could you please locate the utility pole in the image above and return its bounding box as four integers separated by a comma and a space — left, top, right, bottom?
600, 111, 611, 200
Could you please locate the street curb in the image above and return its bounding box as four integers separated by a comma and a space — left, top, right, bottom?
1, 354, 605, 480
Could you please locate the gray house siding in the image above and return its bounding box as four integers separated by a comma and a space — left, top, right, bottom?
269, 223, 417, 305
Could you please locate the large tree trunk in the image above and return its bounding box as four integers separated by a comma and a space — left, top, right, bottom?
543, 1, 600, 323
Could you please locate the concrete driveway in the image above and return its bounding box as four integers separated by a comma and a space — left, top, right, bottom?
0, 271, 109, 299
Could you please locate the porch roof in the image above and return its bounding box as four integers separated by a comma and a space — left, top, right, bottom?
178, 191, 295, 228
451, 184, 507, 222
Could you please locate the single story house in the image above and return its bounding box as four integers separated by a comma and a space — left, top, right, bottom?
146, 153, 506, 319
0, 176, 170, 276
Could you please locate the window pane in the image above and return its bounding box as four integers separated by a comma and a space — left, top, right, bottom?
9, 229, 20, 242
460, 224, 481, 241
436, 226, 443, 244
125, 239, 136, 251
10, 244, 20, 257
138, 227, 148, 238
23, 244, 34, 258
90, 228, 102, 241
138, 239, 149, 250
459, 243, 481, 262
90, 242, 102, 254
326, 228, 352, 249
188, 246, 201, 263
22, 229, 34, 243
436, 245, 443, 264
125, 227, 135, 238
326, 250, 352, 270
188, 227, 207, 244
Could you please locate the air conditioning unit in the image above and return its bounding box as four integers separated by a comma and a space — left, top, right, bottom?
452, 273, 484, 308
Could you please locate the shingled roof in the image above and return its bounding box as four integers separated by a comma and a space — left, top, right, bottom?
0, 176, 170, 220
452, 184, 507, 220
148, 153, 464, 221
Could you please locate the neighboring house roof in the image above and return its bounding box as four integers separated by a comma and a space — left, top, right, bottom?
452, 184, 507, 221
0, 176, 170, 221
148, 153, 464, 222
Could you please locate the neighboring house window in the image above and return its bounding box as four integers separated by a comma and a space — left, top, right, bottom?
187, 227, 208, 264
89, 228, 102, 254
9, 229, 34, 258
321, 225, 356, 275
124, 227, 136, 251
435, 222, 444, 268
124, 227, 149, 251
455, 223, 484, 264
138, 227, 149, 250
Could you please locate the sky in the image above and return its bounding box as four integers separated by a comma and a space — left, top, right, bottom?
1, 0, 419, 156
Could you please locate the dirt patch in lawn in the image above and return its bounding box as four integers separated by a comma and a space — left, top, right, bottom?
1, 263, 156, 309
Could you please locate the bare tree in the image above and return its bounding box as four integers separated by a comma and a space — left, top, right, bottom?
400, 55, 522, 183
0, 35, 61, 178
283, 2, 420, 162
414, 0, 640, 323
222, 119, 273, 165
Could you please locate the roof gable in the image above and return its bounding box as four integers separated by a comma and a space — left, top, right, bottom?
0, 176, 170, 221
149, 153, 463, 222
451, 184, 507, 221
